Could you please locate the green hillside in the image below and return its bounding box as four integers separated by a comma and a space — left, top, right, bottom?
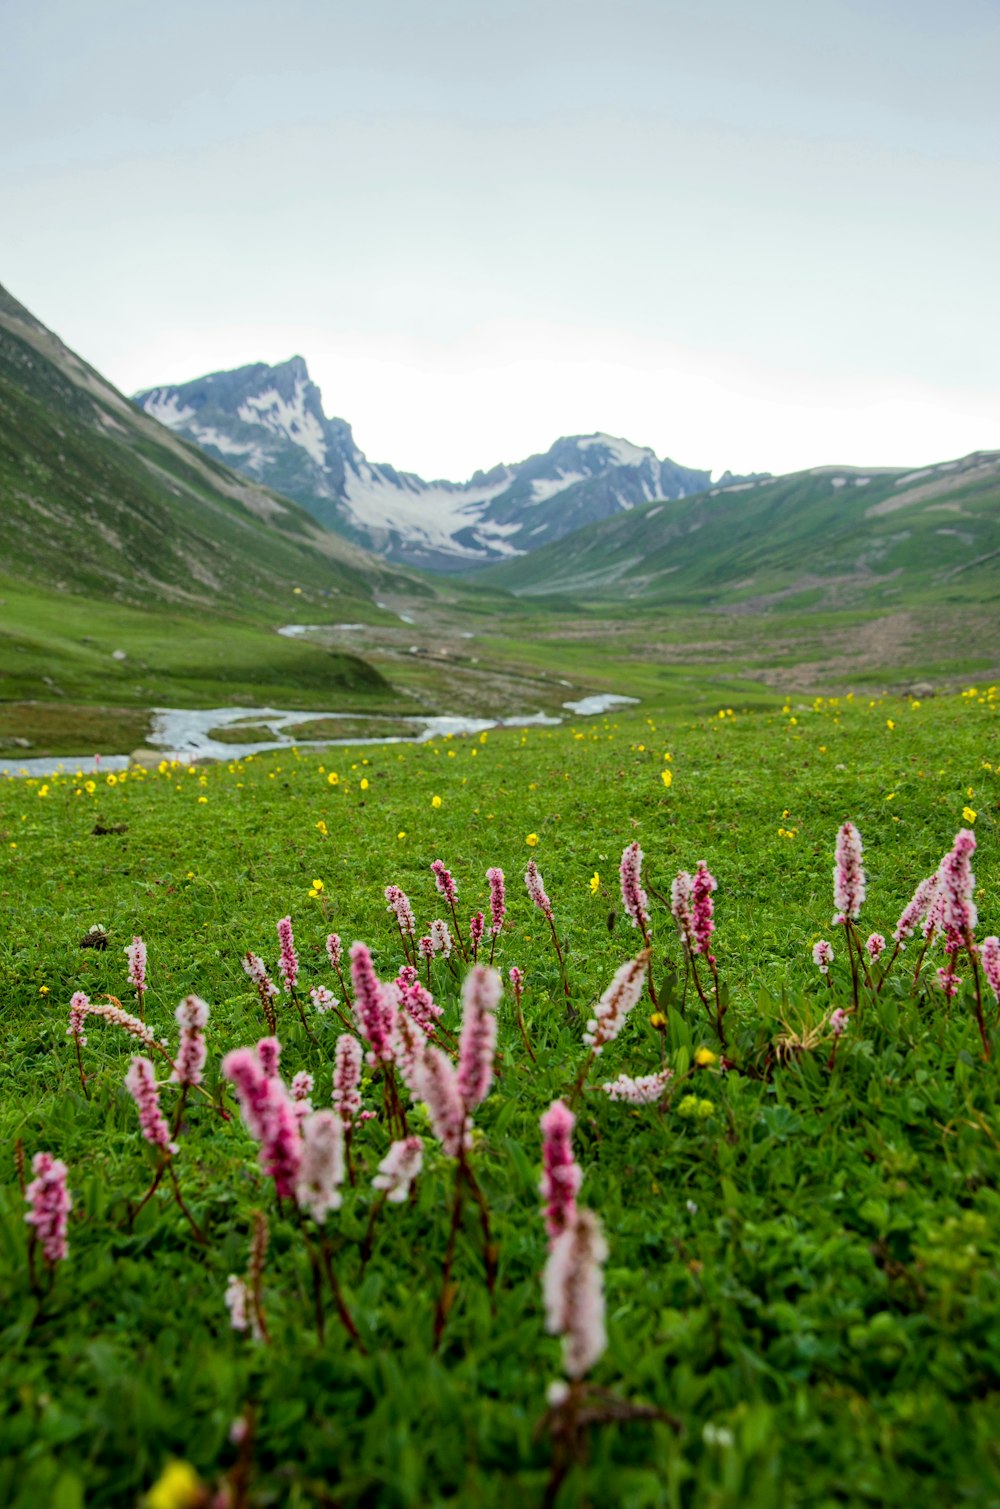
480, 455, 1000, 610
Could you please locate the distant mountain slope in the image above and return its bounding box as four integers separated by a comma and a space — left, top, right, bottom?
477, 454, 1000, 609
0, 286, 413, 614
134, 357, 738, 570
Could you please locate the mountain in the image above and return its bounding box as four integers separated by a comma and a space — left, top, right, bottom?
134, 358, 735, 571
0, 288, 414, 614
476, 454, 1000, 609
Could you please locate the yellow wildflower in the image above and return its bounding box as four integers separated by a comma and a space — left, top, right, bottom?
360, 777, 369, 790
312, 879, 324, 891
660, 769, 673, 788
649, 1011, 667, 1029
327, 772, 339, 786
145, 1460, 203, 1509
886, 719, 895, 730
525, 832, 539, 846
589, 872, 600, 895
431, 794, 442, 809
84, 780, 96, 794
963, 806, 977, 823
315, 820, 328, 835
694, 1047, 717, 1067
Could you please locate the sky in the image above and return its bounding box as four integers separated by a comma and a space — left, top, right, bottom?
3, 0, 999, 481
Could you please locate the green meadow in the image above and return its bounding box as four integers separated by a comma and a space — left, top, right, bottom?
2, 687, 999, 1507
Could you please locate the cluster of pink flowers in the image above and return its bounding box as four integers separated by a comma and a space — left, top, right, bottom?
310, 985, 338, 1014
332, 1034, 363, 1127
982, 936, 1000, 1006
372, 1136, 424, 1202
829, 1008, 850, 1037
276, 916, 299, 993
671, 863, 717, 958
456, 966, 502, 1111
812, 940, 834, 975
385, 885, 416, 940
242, 952, 279, 1029
73, 996, 158, 1050
543, 1208, 608, 1380
833, 821, 866, 922
222, 1042, 302, 1199
295, 1110, 344, 1222
418, 935, 435, 964
430, 859, 458, 908
126, 936, 147, 1007
865, 933, 886, 962
469, 911, 485, 958
67, 991, 89, 1047
509, 965, 524, 1002
893, 874, 939, 946
525, 860, 554, 922
24, 1152, 72, 1264
539, 1100, 582, 1243
350, 942, 396, 1064
429, 919, 453, 959
619, 841, 650, 937
257, 1037, 281, 1079
395, 968, 441, 1034
486, 867, 506, 936
583, 952, 648, 1054
599, 1069, 674, 1104
326, 933, 342, 973
171, 995, 209, 1087
125, 1056, 178, 1155
412, 1046, 469, 1157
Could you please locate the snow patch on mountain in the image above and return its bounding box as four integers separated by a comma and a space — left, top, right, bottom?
578, 433, 655, 468
237, 380, 327, 467
141, 390, 195, 429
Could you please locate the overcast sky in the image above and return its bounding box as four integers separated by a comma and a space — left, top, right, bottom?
3, 0, 999, 480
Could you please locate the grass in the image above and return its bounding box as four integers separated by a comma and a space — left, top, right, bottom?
2, 687, 999, 1506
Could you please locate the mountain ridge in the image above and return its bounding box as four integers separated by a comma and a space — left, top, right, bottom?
134, 356, 758, 571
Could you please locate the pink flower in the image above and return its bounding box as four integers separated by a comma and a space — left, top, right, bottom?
670, 870, 696, 953
829, 1008, 849, 1037
326, 933, 342, 973
125, 936, 147, 1004
486, 867, 506, 936
893, 874, 939, 946
257, 1037, 281, 1079
457, 965, 502, 1111
291, 1070, 314, 1103
937, 828, 978, 944
332, 1034, 363, 1126
583, 952, 649, 1053
543, 1209, 608, 1380
171, 995, 209, 1087
225, 1274, 249, 1331
372, 1136, 424, 1202
692, 861, 718, 959
981, 936, 1000, 1005
865, 932, 886, 961
242, 952, 279, 1029
295, 1110, 344, 1222
429, 919, 453, 959
80, 997, 158, 1049
350, 942, 396, 1064
67, 990, 89, 1047
391, 1008, 428, 1095
936, 964, 961, 999
619, 841, 650, 936
469, 911, 485, 958
525, 859, 553, 921
540, 1100, 582, 1244
599, 1070, 674, 1104
396, 972, 442, 1034
833, 821, 866, 921
276, 916, 298, 993
310, 985, 338, 1014
509, 965, 524, 1003
124, 1056, 178, 1155
385, 885, 416, 939
418, 935, 435, 963
412, 1046, 468, 1157
812, 940, 834, 975
24, 1151, 72, 1264
221, 1046, 303, 1199
430, 859, 458, 908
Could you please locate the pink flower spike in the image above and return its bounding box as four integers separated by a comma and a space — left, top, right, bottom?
332, 1034, 363, 1127
372, 1136, 424, 1203
583, 952, 649, 1054
893, 874, 938, 946
600, 1070, 674, 1104
937, 829, 978, 945
24, 1152, 72, 1264
392, 1008, 428, 1095
291, 1070, 314, 1102
619, 841, 650, 937
413, 1045, 468, 1157
225, 1274, 249, 1331
429, 919, 453, 959
813, 940, 834, 975
469, 911, 485, 959
221, 1046, 302, 1199
125, 1056, 178, 1155
67, 991, 89, 1047
310, 985, 338, 1014
257, 1037, 281, 1079
981, 937, 1000, 1004
242, 952, 279, 1030
865, 932, 886, 961
540, 1100, 582, 1244
692, 861, 718, 959
78, 997, 159, 1050
385, 884, 417, 939
833, 821, 866, 922
171, 995, 209, 1087
125, 936, 147, 1005
525, 859, 553, 921
509, 965, 524, 1002
670, 870, 696, 953
829, 1008, 849, 1037
326, 933, 342, 972
430, 859, 458, 908
486, 867, 506, 936
276, 916, 298, 993
543, 1209, 608, 1380
295, 1110, 344, 1222
349, 942, 396, 1063
396, 972, 442, 1034
457, 965, 502, 1111
418, 935, 435, 963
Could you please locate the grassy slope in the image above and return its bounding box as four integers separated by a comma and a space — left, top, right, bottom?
1, 690, 999, 1506
479, 455, 1000, 611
